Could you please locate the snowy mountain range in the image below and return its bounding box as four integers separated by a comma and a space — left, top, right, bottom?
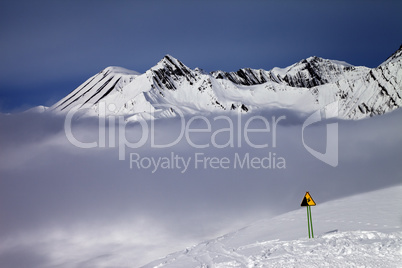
50, 46, 402, 120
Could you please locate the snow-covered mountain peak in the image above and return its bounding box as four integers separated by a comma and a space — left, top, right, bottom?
301, 55, 321, 63
160, 54, 183, 66
273, 55, 368, 88
149, 55, 199, 91
291, 55, 355, 71
153, 55, 190, 73
304, 56, 355, 69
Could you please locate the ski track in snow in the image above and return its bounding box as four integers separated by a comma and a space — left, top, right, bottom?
155, 231, 402, 268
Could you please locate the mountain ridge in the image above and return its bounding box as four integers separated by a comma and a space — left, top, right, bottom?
49, 46, 402, 120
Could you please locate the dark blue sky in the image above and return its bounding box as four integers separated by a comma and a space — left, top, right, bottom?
0, 0, 401, 112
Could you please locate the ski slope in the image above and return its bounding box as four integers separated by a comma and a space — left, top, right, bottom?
143, 185, 402, 268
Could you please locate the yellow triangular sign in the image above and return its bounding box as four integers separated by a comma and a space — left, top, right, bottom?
301, 192, 316, 206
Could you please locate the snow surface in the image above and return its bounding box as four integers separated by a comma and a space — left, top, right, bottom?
143, 186, 402, 268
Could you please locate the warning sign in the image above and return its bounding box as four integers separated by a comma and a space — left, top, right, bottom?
301, 192, 316, 206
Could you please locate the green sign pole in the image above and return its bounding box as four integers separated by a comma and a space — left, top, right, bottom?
309, 206, 314, 238
306, 206, 311, 238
